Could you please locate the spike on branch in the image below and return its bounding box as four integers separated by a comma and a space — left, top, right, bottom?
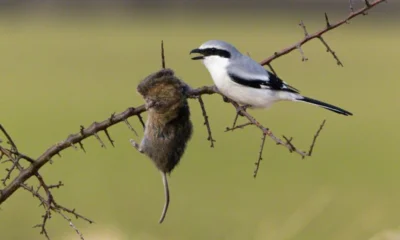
161, 40, 166, 69
78, 141, 86, 153
325, 13, 331, 28
104, 129, 115, 147
124, 119, 138, 136
137, 114, 145, 129
93, 133, 106, 148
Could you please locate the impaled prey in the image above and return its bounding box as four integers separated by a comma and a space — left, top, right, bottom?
130, 68, 193, 223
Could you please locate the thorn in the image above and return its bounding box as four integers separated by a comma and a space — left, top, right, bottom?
324, 12, 331, 28
70, 143, 78, 151
161, 40, 166, 69
124, 119, 138, 136
104, 129, 115, 147
93, 133, 106, 148
79, 125, 85, 136
109, 112, 116, 124
364, 0, 371, 7
137, 114, 145, 129
78, 141, 86, 153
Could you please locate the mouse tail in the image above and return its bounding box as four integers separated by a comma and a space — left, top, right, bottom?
159, 172, 170, 224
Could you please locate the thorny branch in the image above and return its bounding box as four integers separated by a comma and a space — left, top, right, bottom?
0, 1, 387, 239
259, 0, 387, 68
197, 96, 216, 148
0, 125, 93, 240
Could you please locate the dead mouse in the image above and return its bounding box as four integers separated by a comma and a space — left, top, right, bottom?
130, 68, 193, 223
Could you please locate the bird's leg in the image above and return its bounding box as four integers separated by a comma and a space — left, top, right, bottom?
231, 104, 251, 128
222, 96, 230, 103
237, 104, 251, 115
129, 139, 144, 153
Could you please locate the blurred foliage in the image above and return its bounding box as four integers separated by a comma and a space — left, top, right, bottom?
0, 10, 399, 240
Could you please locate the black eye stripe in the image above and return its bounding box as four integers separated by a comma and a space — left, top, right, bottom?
201, 48, 231, 58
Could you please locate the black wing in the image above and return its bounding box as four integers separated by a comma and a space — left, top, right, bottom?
228, 71, 300, 94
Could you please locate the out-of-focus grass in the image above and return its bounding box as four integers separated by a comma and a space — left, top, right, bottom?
0, 11, 399, 240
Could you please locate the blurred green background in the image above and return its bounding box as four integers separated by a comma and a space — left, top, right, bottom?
1, 3, 400, 240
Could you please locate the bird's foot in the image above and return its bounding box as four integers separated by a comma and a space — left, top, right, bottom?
236, 104, 251, 116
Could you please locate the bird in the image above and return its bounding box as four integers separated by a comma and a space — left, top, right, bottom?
190, 40, 353, 116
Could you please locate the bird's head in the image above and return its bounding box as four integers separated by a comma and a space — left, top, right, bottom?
190, 40, 240, 69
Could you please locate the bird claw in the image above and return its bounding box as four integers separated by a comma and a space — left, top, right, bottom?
236, 105, 251, 116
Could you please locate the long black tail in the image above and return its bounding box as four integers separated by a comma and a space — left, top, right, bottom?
298, 96, 353, 116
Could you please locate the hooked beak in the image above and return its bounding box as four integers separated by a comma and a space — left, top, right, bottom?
190, 48, 204, 60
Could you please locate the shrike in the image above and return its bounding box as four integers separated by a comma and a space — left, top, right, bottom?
190, 40, 352, 116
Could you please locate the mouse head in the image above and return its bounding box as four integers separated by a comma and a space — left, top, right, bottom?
137, 69, 190, 113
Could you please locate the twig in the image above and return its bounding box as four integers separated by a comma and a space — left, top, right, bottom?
197, 96, 215, 148
0, 124, 18, 151
229, 100, 308, 157
267, 63, 278, 75
0, 105, 146, 204
299, 20, 309, 37
282, 136, 296, 153
21, 172, 92, 240
318, 36, 343, 66
259, 0, 387, 66
225, 122, 253, 132
253, 133, 267, 178
296, 44, 308, 62
308, 120, 326, 157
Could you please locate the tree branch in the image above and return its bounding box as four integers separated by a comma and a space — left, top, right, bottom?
259, 0, 387, 67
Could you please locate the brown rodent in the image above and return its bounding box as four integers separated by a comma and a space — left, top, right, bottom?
130, 68, 193, 223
